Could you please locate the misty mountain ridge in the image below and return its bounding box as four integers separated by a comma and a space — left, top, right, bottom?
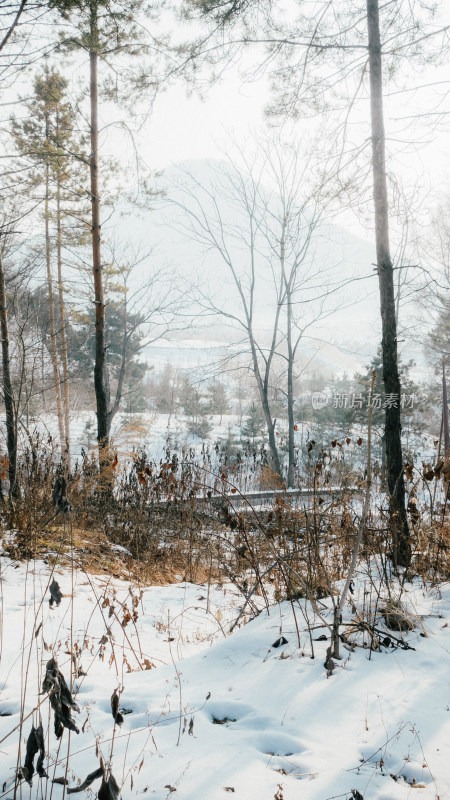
104, 159, 420, 379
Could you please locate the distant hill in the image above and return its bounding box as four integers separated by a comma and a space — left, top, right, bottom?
103, 159, 407, 379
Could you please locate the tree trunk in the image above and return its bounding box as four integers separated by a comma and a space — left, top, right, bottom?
366, 0, 410, 567
106, 294, 128, 432
89, 1, 109, 461
286, 290, 295, 489
286, 358, 295, 488
0, 248, 18, 500
442, 361, 450, 454
56, 172, 71, 468
248, 338, 283, 481
45, 159, 65, 451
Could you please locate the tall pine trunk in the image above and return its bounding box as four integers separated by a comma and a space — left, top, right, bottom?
56, 170, 71, 468
45, 158, 65, 451
442, 362, 449, 456
89, 1, 109, 462
366, 0, 410, 567
0, 248, 18, 500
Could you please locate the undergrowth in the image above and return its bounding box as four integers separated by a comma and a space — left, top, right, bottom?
0, 432, 449, 799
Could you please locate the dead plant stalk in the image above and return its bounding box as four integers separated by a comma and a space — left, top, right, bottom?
332, 369, 376, 660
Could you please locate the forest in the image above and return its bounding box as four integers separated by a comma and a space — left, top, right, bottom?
0, 2, 449, 799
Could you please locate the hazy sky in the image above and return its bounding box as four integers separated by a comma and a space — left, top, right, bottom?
140, 52, 449, 199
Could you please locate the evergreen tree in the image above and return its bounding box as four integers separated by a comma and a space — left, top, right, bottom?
49, 0, 157, 463
179, 375, 203, 419
10, 66, 86, 461
69, 301, 149, 412
206, 379, 230, 423
241, 402, 265, 442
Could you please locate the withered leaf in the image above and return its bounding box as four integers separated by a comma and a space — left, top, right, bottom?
188, 716, 194, 736
52, 475, 71, 515
23, 724, 47, 785
434, 460, 444, 479
422, 464, 435, 481
68, 767, 104, 794
111, 689, 124, 726
272, 636, 288, 648
42, 658, 80, 739
137, 471, 147, 486
408, 497, 420, 523
404, 463, 414, 481
49, 580, 62, 608
98, 773, 121, 800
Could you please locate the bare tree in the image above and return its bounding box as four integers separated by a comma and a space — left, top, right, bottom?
260, 141, 340, 487
164, 143, 344, 485
182, 0, 450, 562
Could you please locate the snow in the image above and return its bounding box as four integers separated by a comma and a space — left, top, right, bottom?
1, 553, 449, 800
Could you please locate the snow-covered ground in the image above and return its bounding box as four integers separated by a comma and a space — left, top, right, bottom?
1, 550, 449, 800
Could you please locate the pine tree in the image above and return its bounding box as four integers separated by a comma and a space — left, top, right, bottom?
48, 0, 156, 467
206, 379, 230, 424
10, 67, 84, 461
241, 403, 264, 442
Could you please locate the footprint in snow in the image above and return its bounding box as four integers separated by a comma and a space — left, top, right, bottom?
251, 730, 302, 757
207, 700, 254, 725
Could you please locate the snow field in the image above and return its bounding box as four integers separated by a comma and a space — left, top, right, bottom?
1, 555, 449, 800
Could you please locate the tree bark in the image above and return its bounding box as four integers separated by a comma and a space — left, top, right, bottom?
56, 167, 71, 468
286, 316, 295, 488
106, 295, 128, 432
0, 248, 18, 500
45, 156, 65, 451
283, 219, 295, 489
366, 0, 410, 567
248, 337, 283, 482
442, 361, 449, 456
89, 1, 109, 461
